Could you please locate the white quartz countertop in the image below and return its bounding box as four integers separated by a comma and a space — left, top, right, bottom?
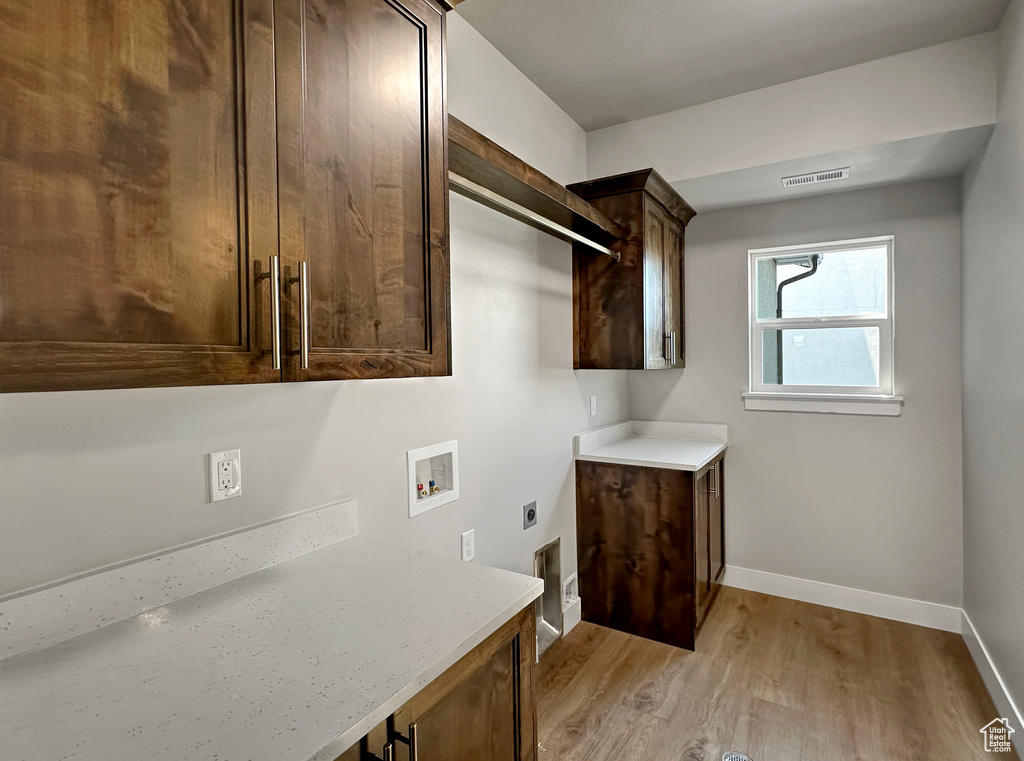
574, 421, 728, 472
0, 533, 543, 761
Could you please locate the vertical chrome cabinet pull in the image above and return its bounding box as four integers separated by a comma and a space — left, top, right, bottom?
709, 462, 717, 496
664, 334, 672, 363
299, 261, 310, 370
389, 722, 418, 761
257, 256, 282, 370
382, 742, 394, 761
288, 261, 311, 370
670, 330, 678, 366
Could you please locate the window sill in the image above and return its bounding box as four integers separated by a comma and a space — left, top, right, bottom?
742, 392, 904, 417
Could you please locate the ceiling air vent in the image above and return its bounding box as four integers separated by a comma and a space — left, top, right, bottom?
781, 167, 850, 188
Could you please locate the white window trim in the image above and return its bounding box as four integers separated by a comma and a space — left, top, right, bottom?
745, 236, 900, 417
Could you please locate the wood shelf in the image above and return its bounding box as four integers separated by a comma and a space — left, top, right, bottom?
448, 115, 626, 257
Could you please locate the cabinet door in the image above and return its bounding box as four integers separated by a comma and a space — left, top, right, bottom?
694, 466, 711, 622
275, 0, 450, 382
642, 200, 669, 369
576, 460, 697, 650
0, 0, 281, 392
664, 219, 684, 367
393, 608, 536, 761
416, 641, 516, 761
710, 459, 725, 587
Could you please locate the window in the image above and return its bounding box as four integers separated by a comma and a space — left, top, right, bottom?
744, 236, 901, 416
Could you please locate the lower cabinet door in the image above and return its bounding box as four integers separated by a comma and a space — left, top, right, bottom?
694, 467, 711, 624
391, 607, 536, 761
413, 641, 516, 761
710, 459, 725, 587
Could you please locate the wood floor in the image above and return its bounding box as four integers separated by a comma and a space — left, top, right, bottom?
536, 587, 1015, 761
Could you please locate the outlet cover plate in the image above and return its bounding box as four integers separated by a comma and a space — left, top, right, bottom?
523, 501, 538, 529
562, 573, 579, 611
461, 529, 475, 562
208, 449, 242, 502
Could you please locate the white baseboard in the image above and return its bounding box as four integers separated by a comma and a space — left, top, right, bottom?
723, 565, 963, 632
962, 611, 1024, 740
719, 566, 1020, 754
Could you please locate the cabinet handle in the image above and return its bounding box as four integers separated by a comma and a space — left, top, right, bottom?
299, 261, 310, 370
709, 462, 717, 496
670, 330, 678, 366
258, 255, 282, 370
389, 721, 418, 761
289, 261, 311, 370
362, 741, 395, 761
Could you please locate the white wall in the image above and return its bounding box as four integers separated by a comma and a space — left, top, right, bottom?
962, 0, 1024, 731
446, 14, 586, 185
588, 34, 997, 184
0, 13, 628, 596
628, 179, 964, 606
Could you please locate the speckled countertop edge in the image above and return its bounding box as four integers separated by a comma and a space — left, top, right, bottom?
574, 421, 729, 471
0, 534, 544, 761
312, 559, 543, 761
1, 498, 359, 658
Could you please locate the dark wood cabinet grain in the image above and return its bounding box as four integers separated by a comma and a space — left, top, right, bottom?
0, 0, 451, 392
568, 169, 694, 370
389, 605, 537, 761
575, 454, 725, 651
275, 0, 450, 382
694, 467, 711, 622
411, 640, 517, 760
710, 458, 725, 593
448, 116, 625, 252
0, 0, 281, 392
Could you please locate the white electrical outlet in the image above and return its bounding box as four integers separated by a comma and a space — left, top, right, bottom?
208, 449, 242, 502
590, 395, 598, 416
461, 529, 475, 562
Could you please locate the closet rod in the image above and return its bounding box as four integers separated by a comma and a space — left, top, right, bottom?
449, 172, 621, 261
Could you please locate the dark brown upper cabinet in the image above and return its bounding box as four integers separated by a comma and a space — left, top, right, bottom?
0, 0, 281, 392
568, 169, 695, 370
275, 0, 450, 382
0, 0, 451, 393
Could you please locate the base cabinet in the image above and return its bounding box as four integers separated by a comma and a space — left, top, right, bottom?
338, 605, 536, 761
575, 455, 725, 651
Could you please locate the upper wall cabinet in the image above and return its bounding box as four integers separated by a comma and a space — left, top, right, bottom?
274, 0, 450, 381
0, 0, 451, 393
568, 170, 695, 370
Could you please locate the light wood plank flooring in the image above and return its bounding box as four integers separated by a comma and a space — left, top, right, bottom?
536, 587, 1014, 761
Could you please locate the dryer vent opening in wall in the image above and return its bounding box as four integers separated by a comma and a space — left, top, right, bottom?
534, 539, 562, 660
781, 167, 850, 188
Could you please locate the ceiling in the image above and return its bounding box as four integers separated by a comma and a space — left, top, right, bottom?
457, 0, 1010, 131
671, 125, 994, 213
